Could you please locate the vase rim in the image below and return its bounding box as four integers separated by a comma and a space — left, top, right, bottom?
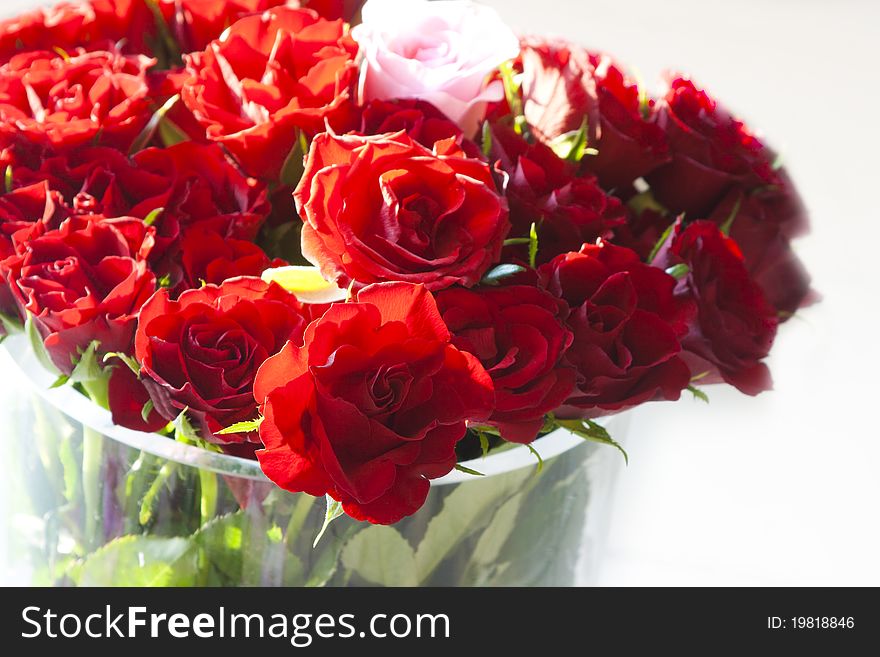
3, 334, 620, 486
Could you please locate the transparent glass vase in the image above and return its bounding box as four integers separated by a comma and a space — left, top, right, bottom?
1, 335, 628, 587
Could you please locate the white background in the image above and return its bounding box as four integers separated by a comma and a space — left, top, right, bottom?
2, 0, 879, 585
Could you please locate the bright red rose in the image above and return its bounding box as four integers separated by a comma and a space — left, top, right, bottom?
488, 124, 625, 264
0, 48, 155, 152
646, 76, 780, 216
516, 38, 668, 189
436, 284, 575, 443
296, 131, 509, 291
0, 1, 153, 63
254, 282, 495, 524
1, 215, 156, 375
181, 7, 359, 179
179, 226, 285, 288
134, 277, 309, 443
655, 220, 778, 395
540, 241, 692, 416
0, 181, 69, 256
707, 176, 813, 318
356, 98, 482, 158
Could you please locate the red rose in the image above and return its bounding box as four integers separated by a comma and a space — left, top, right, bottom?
707, 177, 813, 318
1, 215, 156, 375
540, 241, 692, 416
516, 38, 668, 189
646, 76, 780, 216
0, 48, 155, 152
254, 282, 495, 524
356, 98, 482, 158
655, 221, 778, 395
613, 205, 673, 262
0, 1, 152, 63
436, 284, 575, 443
134, 277, 309, 443
179, 226, 285, 288
488, 124, 625, 264
181, 7, 359, 179
296, 131, 509, 291
7, 142, 270, 285
300, 0, 365, 22
0, 181, 68, 257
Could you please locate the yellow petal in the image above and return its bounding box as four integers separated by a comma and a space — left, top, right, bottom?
261, 266, 347, 304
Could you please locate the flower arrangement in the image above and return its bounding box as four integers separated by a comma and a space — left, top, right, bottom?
0, 0, 811, 556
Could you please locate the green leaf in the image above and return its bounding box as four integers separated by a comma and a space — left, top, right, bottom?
172, 408, 201, 444
25, 313, 59, 375
526, 443, 544, 473
157, 116, 189, 147
454, 463, 485, 477
279, 130, 307, 186
498, 60, 523, 118
341, 525, 418, 586
478, 430, 490, 458
686, 384, 709, 403
555, 418, 628, 464
128, 93, 180, 154
528, 221, 539, 269
215, 417, 263, 436
143, 206, 163, 227
626, 190, 668, 216
138, 461, 176, 526
503, 237, 531, 246
646, 218, 678, 264
69, 340, 105, 384
143, 0, 182, 67
690, 370, 710, 382
69, 535, 196, 586
665, 263, 690, 280
719, 193, 744, 236
4, 164, 12, 193
481, 263, 525, 286
414, 466, 532, 582
468, 492, 524, 568
140, 399, 154, 423
0, 310, 21, 335
103, 351, 140, 375
481, 120, 492, 158
49, 374, 70, 389
313, 495, 344, 548
548, 116, 590, 163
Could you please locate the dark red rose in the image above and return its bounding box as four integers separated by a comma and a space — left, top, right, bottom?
107, 363, 170, 433
436, 284, 575, 443
613, 205, 674, 262
296, 131, 509, 291
707, 176, 813, 317
539, 241, 692, 416
656, 220, 778, 395
300, 0, 365, 22
134, 277, 309, 443
181, 7, 359, 179
646, 76, 780, 216
516, 38, 668, 189
0, 48, 155, 152
356, 98, 482, 158
7, 142, 270, 285
179, 226, 285, 288
1, 215, 156, 375
254, 282, 495, 524
488, 124, 625, 264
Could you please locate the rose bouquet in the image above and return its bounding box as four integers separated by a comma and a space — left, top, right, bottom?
0, 0, 812, 586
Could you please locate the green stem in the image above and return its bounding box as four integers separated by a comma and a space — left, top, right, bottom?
138, 461, 176, 526
198, 469, 218, 526
284, 494, 317, 549
82, 427, 103, 550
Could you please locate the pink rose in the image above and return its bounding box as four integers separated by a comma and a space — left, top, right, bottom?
351, 0, 520, 137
